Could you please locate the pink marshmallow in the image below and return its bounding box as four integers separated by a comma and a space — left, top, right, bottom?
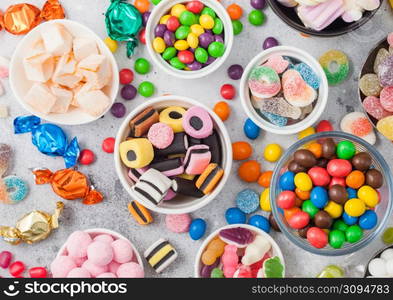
108, 261, 121, 274
82, 260, 108, 278
50, 255, 77, 278
73, 256, 87, 267
112, 239, 134, 263
163, 188, 177, 201
165, 213, 192, 233
66, 231, 92, 258
87, 241, 113, 266
96, 272, 117, 278
94, 234, 114, 244
183, 145, 211, 175
67, 267, 91, 278
116, 262, 144, 278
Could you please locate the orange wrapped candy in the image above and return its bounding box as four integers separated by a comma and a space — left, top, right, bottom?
33, 168, 103, 205
2, 3, 42, 35
41, 0, 65, 21
0, 10, 3, 31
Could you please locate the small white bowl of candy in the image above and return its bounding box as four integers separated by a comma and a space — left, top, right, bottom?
365, 246, 393, 278
194, 224, 285, 278
240, 46, 328, 135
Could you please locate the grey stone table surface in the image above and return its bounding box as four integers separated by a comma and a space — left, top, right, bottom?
1, 0, 393, 278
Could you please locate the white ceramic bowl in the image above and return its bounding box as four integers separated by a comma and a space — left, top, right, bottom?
194, 224, 285, 278
145, 0, 234, 79
114, 95, 232, 214
9, 19, 119, 125
240, 46, 328, 135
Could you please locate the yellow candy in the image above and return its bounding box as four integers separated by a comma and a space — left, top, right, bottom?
160, 14, 171, 24
153, 37, 166, 53
171, 4, 186, 18
344, 198, 366, 217
199, 14, 215, 29
264, 143, 282, 162
357, 185, 378, 208
190, 24, 205, 37
298, 127, 315, 140
104, 37, 118, 53
174, 40, 189, 51
390, 0, 393, 8
376, 116, 393, 140
294, 172, 313, 192
324, 201, 343, 219
260, 188, 271, 212
187, 33, 199, 49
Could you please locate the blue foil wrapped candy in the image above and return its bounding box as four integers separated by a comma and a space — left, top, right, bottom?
13, 116, 80, 168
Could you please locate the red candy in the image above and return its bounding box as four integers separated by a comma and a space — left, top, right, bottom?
29, 267, 47, 278
306, 227, 328, 248
220, 84, 236, 100
102, 137, 115, 153
308, 167, 330, 186
329, 177, 346, 188
327, 159, 352, 177
277, 191, 296, 209
178, 50, 194, 64
236, 266, 253, 278
119, 69, 134, 85
166, 16, 180, 32
9, 261, 25, 277
0, 251, 12, 269
288, 211, 310, 229
139, 28, 146, 44
186, 0, 204, 13
79, 149, 95, 165
316, 120, 333, 133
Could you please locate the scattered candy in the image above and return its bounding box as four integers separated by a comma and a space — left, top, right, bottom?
121, 84, 137, 100
0, 251, 12, 269
228, 64, 244, 80
225, 207, 246, 224
102, 137, 115, 153
232, 20, 243, 35
9, 261, 25, 277
263, 37, 279, 50
111, 102, 126, 118
189, 218, 206, 240
264, 143, 282, 162
382, 228, 393, 245
260, 188, 271, 212
236, 189, 259, 214
258, 171, 273, 188
227, 4, 243, 20
243, 118, 260, 139
119, 68, 134, 84
248, 10, 265, 26
29, 267, 48, 278
319, 50, 349, 86
134, 58, 151, 74
104, 37, 118, 52
166, 213, 192, 233
220, 84, 236, 100
1, 175, 29, 204
248, 215, 270, 233
317, 265, 344, 278
238, 160, 261, 182
232, 141, 252, 160
138, 81, 155, 97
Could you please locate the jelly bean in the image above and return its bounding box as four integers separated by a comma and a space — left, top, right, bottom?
79, 149, 95, 165
284, 207, 301, 222
336, 140, 356, 160
324, 201, 343, 219
186, 1, 204, 14
175, 25, 190, 39
307, 142, 322, 158
189, 218, 207, 240
279, 171, 295, 191
134, 0, 149, 13
310, 186, 328, 209
232, 141, 252, 160
195, 47, 208, 63
199, 14, 214, 29
332, 219, 349, 232
316, 120, 333, 133
344, 198, 366, 217
178, 50, 194, 64
153, 37, 166, 53
152, 0, 161, 5
296, 188, 310, 200
382, 227, 393, 244
164, 30, 176, 46
260, 188, 271, 212
180, 11, 197, 26
211, 267, 224, 278
187, 32, 199, 48
121, 84, 137, 101
264, 144, 282, 162
214, 101, 230, 121
171, 3, 186, 17
232, 20, 243, 35
248, 215, 270, 233
243, 118, 260, 140
0, 251, 12, 269
162, 47, 177, 60
134, 58, 150, 74
102, 137, 115, 153
345, 225, 363, 243
248, 10, 265, 26
119, 68, 134, 85
228, 64, 243, 80
167, 16, 180, 32
263, 37, 278, 50
227, 4, 243, 20
258, 171, 273, 188
345, 170, 365, 189
138, 81, 155, 97
288, 211, 310, 229
329, 177, 346, 188
9, 261, 25, 277
301, 200, 319, 218
29, 267, 47, 278
307, 227, 328, 248
201, 7, 216, 18
111, 103, 126, 118
346, 187, 357, 199
277, 190, 296, 209
251, 0, 267, 9
308, 167, 330, 186
327, 159, 352, 177
225, 207, 246, 224
357, 185, 378, 208
294, 172, 313, 192
329, 230, 345, 249
298, 127, 315, 140
238, 160, 260, 182
174, 39, 189, 50
212, 18, 223, 35
208, 41, 225, 58
190, 24, 205, 36
220, 84, 235, 100
155, 24, 167, 37
359, 210, 377, 230
342, 211, 358, 225
104, 37, 118, 52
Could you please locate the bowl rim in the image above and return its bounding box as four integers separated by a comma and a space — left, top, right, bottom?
239, 45, 329, 135
267, 0, 381, 37
114, 94, 233, 214
145, 0, 234, 79
193, 224, 286, 277
270, 131, 393, 256
9, 19, 119, 126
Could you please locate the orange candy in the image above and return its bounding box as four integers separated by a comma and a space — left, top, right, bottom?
238, 160, 260, 182
295, 187, 310, 200
201, 237, 226, 265
284, 207, 301, 222
232, 141, 252, 160
307, 142, 322, 158
258, 171, 273, 188
214, 101, 230, 121
346, 170, 365, 189
134, 0, 150, 13
226, 4, 242, 20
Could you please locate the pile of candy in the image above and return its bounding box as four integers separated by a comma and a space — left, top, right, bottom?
119, 105, 224, 206
152, 1, 226, 71
359, 33, 393, 141
1, 250, 48, 278
248, 55, 320, 127
367, 247, 393, 277
199, 226, 284, 278
275, 138, 384, 249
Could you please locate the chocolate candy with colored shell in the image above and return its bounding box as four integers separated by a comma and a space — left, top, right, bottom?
351, 152, 372, 171
365, 169, 383, 189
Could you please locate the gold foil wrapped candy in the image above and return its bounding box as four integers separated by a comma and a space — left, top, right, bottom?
0, 201, 64, 245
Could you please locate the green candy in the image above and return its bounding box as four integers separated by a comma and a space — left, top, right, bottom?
195, 47, 208, 63
333, 219, 349, 232
329, 230, 346, 249
138, 81, 155, 97
162, 47, 177, 60
211, 268, 224, 278
248, 10, 265, 26
212, 18, 223, 35
232, 20, 243, 35
152, 0, 161, 4
170, 57, 185, 70
336, 141, 356, 159
201, 7, 216, 18
263, 256, 284, 278
317, 265, 344, 278
134, 58, 150, 74
345, 225, 363, 243
179, 11, 197, 26
175, 25, 190, 40
208, 41, 225, 58
382, 227, 393, 244
302, 200, 319, 218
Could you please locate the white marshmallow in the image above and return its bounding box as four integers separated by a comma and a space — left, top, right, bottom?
73, 37, 99, 61
49, 84, 73, 114
24, 83, 56, 114
76, 89, 110, 117
77, 54, 111, 89
23, 52, 54, 83
42, 24, 73, 56
52, 53, 82, 88
71, 83, 93, 107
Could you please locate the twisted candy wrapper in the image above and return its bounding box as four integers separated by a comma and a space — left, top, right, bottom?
41, 0, 65, 20
2, 3, 42, 35
33, 168, 103, 205
0, 201, 64, 245
14, 116, 79, 168
105, 0, 142, 57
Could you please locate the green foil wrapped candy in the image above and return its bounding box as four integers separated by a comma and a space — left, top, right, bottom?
105, 0, 142, 57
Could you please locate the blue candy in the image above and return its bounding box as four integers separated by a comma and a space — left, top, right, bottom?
279, 171, 295, 191
225, 207, 246, 224
236, 189, 259, 214
3, 175, 29, 204
359, 210, 377, 230
189, 218, 207, 240
260, 111, 288, 127
243, 118, 260, 140
294, 62, 320, 90
248, 215, 270, 233
346, 187, 357, 199
310, 186, 328, 208
342, 211, 358, 225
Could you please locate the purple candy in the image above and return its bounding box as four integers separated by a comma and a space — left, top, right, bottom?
142, 12, 151, 27
200, 259, 219, 278
378, 55, 393, 87
164, 30, 176, 46
205, 29, 213, 35
199, 32, 214, 48
251, 0, 266, 9
110, 102, 126, 118
188, 47, 196, 53
187, 61, 202, 70
219, 227, 254, 247
263, 37, 279, 50
227, 64, 244, 80
154, 24, 167, 37
214, 35, 224, 43
203, 56, 216, 67
121, 84, 137, 100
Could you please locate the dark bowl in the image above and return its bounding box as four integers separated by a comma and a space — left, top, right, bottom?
267, 0, 382, 37
363, 245, 393, 277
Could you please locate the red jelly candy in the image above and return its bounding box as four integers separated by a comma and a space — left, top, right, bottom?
186, 1, 204, 13
288, 211, 310, 229
307, 227, 328, 248
308, 167, 330, 186
102, 137, 115, 153
178, 50, 194, 64
29, 267, 47, 278
119, 69, 134, 85
236, 266, 253, 278
363, 96, 392, 120
250, 253, 270, 277
79, 149, 95, 165
9, 261, 25, 277
316, 120, 333, 132
277, 191, 296, 209
166, 16, 180, 32
329, 177, 346, 188
0, 251, 12, 269
327, 159, 352, 177
139, 28, 146, 45
221, 84, 236, 100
